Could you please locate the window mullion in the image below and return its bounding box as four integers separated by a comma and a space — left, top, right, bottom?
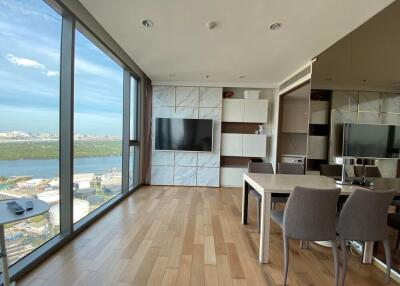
122, 70, 131, 194
59, 13, 75, 235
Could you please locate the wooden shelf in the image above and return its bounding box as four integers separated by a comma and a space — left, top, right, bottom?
221, 122, 260, 134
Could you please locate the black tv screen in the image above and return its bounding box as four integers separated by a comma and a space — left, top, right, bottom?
343, 123, 400, 158
155, 118, 213, 152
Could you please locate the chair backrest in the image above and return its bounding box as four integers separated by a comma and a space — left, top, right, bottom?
248, 162, 274, 174
365, 166, 382, 177
278, 163, 304, 175
354, 165, 382, 177
320, 164, 342, 178
353, 165, 363, 177
283, 187, 340, 241
338, 189, 395, 241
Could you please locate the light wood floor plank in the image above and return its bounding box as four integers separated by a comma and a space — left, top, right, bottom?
17, 186, 398, 286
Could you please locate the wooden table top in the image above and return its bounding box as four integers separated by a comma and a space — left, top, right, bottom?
244, 173, 374, 195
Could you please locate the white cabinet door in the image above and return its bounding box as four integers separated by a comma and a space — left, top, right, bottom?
244, 99, 268, 123
222, 99, 244, 122
221, 133, 243, 156
242, 134, 266, 157
220, 167, 247, 187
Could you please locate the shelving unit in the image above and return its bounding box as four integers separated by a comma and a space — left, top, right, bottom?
277, 83, 310, 171
220, 87, 269, 186
306, 89, 332, 173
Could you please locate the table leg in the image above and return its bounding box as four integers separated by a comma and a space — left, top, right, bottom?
363, 241, 374, 264
242, 180, 250, 225
1, 225, 11, 286
259, 192, 271, 263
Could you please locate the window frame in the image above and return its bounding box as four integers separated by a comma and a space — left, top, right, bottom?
1, 0, 142, 283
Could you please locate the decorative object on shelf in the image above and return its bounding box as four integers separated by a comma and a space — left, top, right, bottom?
258, 125, 265, 135
244, 90, 260, 99
223, 90, 234, 98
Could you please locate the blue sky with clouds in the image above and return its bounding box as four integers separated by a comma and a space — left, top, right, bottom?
0, 0, 123, 136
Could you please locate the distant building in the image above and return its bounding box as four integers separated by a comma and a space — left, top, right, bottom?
101, 171, 122, 186
48, 178, 59, 189
49, 199, 89, 226
37, 190, 59, 205
17, 179, 43, 189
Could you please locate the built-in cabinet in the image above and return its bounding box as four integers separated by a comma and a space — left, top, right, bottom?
221, 133, 266, 157
282, 97, 309, 133
306, 90, 331, 172
220, 92, 269, 187
220, 166, 248, 187
310, 101, 329, 124
222, 99, 268, 123
277, 85, 332, 174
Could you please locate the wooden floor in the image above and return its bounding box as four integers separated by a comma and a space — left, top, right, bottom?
19, 186, 397, 286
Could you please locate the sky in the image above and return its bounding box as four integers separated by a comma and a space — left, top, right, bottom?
0, 0, 124, 136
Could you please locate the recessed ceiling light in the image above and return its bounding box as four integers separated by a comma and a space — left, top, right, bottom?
269, 22, 282, 31
142, 20, 154, 28
239, 75, 246, 79
205, 21, 218, 30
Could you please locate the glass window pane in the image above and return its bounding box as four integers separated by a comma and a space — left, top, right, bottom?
129, 146, 138, 188
130, 76, 138, 140
0, 0, 61, 266
73, 30, 123, 223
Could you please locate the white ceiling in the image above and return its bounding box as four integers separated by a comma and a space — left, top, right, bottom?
312, 0, 400, 92
79, 0, 394, 87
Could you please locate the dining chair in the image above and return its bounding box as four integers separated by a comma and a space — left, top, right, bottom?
337, 189, 395, 285
320, 164, 342, 178
247, 162, 275, 232
354, 165, 382, 177
278, 162, 304, 175
387, 213, 400, 250
271, 186, 341, 286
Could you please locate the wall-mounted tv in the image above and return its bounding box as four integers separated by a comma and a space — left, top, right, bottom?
342, 123, 400, 159
155, 118, 213, 152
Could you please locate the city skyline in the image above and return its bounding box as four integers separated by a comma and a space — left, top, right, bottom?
0, 0, 124, 136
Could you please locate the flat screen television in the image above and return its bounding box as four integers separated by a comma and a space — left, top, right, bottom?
155, 118, 213, 152
342, 123, 400, 158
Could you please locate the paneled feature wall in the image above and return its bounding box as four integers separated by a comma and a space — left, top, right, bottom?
330, 90, 400, 177
151, 86, 222, 187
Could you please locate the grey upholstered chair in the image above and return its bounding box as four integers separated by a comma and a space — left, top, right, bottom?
387, 213, 400, 250
247, 162, 275, 231
354, 165, 382, 177
248, 161, 274, 174
271, 187, 341, 286
278, 162, 304, 175
338, 189, 395, 285
320, 164, 342, 178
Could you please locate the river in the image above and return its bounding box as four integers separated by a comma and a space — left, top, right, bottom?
0, 156, 122, 179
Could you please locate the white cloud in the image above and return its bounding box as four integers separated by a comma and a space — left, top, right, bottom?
75, 58, 121, 82
46, 70, 59, 77
5, 54, 45, 69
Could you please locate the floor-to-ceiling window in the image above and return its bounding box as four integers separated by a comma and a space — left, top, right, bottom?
129, 76, 139, 188
0, 1, 141, 280
0, 0, 61, 266
73, 29, 124, 223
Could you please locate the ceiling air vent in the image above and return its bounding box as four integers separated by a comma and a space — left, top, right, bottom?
279, 65, 312, 93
